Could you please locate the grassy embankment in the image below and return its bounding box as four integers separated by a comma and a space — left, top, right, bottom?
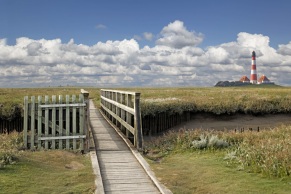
2, 86, 291, 118
0, 87, 100, 119
144, 126, 291, 193
0, 132, 95, 193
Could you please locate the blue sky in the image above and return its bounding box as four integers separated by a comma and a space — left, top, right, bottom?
2, 0, 290, 47
1, 0, 291, 87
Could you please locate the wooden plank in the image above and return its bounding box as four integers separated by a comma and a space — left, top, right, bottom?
30, 96, 35, 150
100, 89, 138, 96
52, 95, 56, 149
39, 103, 85, 108
79, 94, 84, 150
101, 169, 146, 174
96, 140, 129, 151
72, 95, 77, 150
66, 95, 70, 149
59, 95, 63, 149
102, 174, 152, 179
94, 133, 121, 141
104, 183, 159, 189
38, 116, 65, 135
100, 164, 142, 169
103, 179, 152, 184
38, 135, 86, 140
98, 157, 137, 163
37, 96, 42, 149
45, 95, 49, 149
101, 96, 135, 114
23, 96, 28, 148
104, 185, 160, 193
106, 191, 159, 194
101, 104, 135, 135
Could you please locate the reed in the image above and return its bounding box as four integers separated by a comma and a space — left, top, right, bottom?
145, 125, 291, 178
0, 131, 23, 168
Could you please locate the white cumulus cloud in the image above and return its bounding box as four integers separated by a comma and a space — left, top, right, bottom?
1, 20, 291, 87
156, 20, 204, 49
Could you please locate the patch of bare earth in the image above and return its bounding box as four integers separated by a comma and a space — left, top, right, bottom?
65, 161, 85, 170
170, 113, 291, 131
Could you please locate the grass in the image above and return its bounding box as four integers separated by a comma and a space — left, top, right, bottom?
149, 151, 291, 194
0, 87, 100, 119
144, 125, 291, 193
2, 86, 291, 193
0, 132, 95, 193
2, 86, 291, 119
0, 150, 95, 194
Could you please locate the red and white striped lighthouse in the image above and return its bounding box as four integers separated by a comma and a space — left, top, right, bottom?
250, 51, 257, 84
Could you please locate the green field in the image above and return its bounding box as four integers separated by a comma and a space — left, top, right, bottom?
1, 86, 291, 118
0, 132, 95, 193
2, 86, 291, 193
0, 87, 100, 119
144, 125, 291, 193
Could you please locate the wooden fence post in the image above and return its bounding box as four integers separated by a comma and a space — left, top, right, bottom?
37, 96, 42, 149
134, 93, 143, 150
30, 96, 35, 150
23, 96, 28, 148
81, 89, 89, 152
79, 93, 84, 151
72, 95, 77, 150
45, 96, 49, 149
66, 95, 70, 149
59, 95, 63, 149
52, 95, 56, 149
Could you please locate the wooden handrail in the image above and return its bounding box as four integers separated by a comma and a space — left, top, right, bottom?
100, 89, 143, 149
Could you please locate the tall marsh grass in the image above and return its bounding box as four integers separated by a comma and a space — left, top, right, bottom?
145, 125, 291, 178
0, 131, 23, 168
228, 125, 291, 177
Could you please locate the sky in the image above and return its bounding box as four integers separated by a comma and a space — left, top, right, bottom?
1, 0, 291, 87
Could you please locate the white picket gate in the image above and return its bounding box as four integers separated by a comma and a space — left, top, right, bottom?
23, 90, 89, 151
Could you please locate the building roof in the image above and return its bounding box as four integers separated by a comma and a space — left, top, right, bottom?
239, 75, 250, 82
258, 75, 270, 82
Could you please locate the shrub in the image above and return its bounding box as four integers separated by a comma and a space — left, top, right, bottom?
0, 131, 23, 168
208, 135, 229, 149
191, 134, 208, 149
191, 134, 229, 150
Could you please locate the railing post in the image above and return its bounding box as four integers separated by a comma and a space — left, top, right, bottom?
81, 89, 89, 152
23, 96, 28, 149
126, 94, 132, 139
134, 93, 143, 150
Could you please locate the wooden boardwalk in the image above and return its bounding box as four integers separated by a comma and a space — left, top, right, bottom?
89, 100, 163, 194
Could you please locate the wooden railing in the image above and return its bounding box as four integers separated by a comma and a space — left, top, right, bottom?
100, 89, 143, 149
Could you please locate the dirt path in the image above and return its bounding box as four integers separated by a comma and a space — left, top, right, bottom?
169, 113, 291, 131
